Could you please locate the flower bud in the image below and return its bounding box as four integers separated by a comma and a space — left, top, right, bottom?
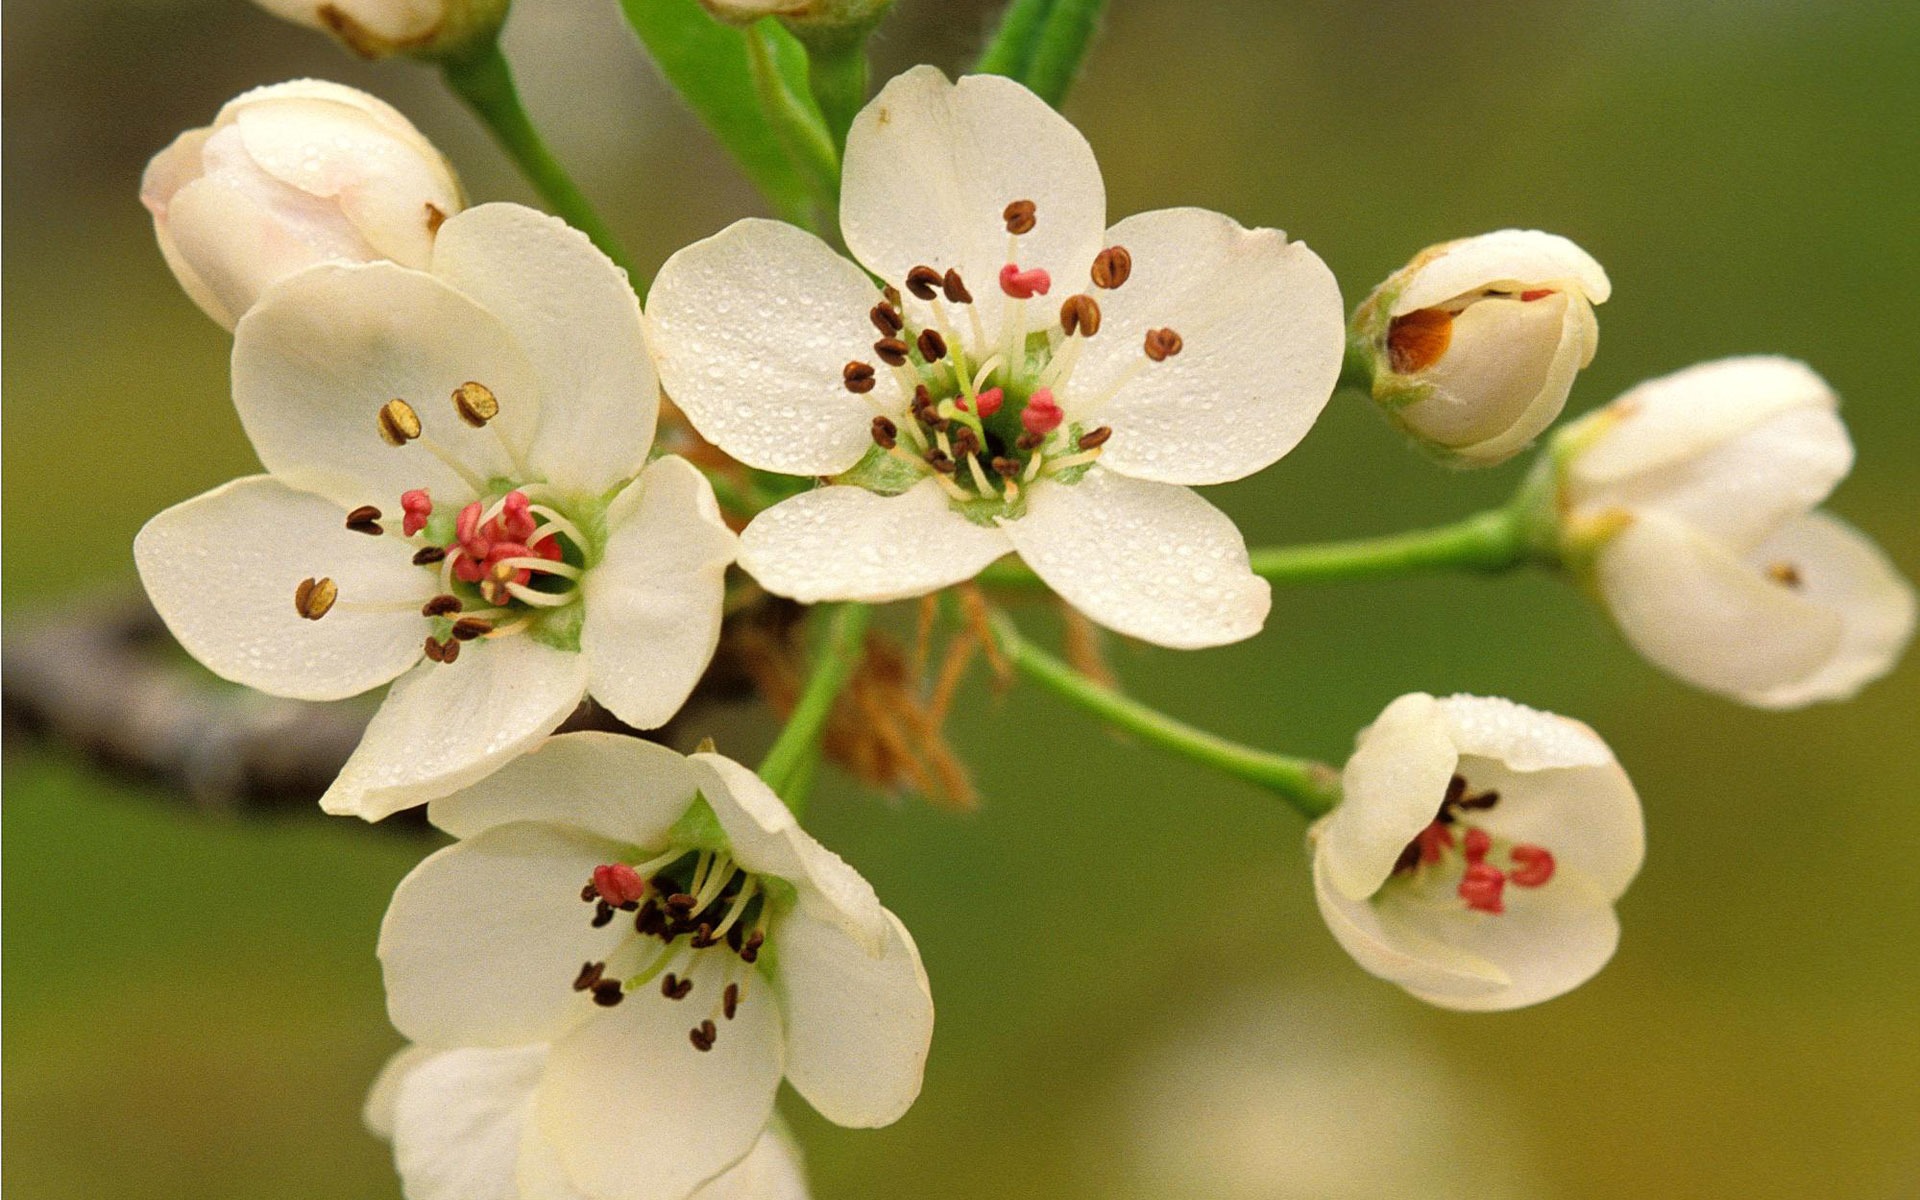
249, 0, 509, 61
1352, 230, 1610, 467
1553, 356, 1914, 708
140, 81, 463, 330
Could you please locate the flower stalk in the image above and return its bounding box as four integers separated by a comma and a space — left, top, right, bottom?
758, 601, 872, 810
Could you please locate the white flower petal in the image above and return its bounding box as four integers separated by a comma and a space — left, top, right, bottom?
689, 1125, 810, 1200
1391, 873, 1623, 1012
1434, 694, 1615, 772
739, 481, 1012, 604
1312, 853, 1507, 1001
538, 964, 784, 1200
647, 218, 890, 475
776, 907, 933, 1128
1317, 693, 1458, 901
363, 1045, 436, 1141
999, 469, 1269, 648
841, 67, 1105, 333
516, 1104, 596, 1200
1596, 512, 1845, 703
1446, 753, 1645, 903
391, 1045, 547, 1200
320, 637, 588, 820
1392, 229, 1610, 314
433, 204, 658, 494
232, 261, 540, 509
380, 824, 626, 1048
1741, 513, 1917, 709
1069, 208, 1343, 485
162, 172, 366, 332
1569, 356, 1838, 488
134, 475, 429, 701
582, 457, 737, 730
429, 732, 705, 846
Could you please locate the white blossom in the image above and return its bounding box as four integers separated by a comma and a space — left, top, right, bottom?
1311, 693, 1643, 1011
377, 734, 934, 1200
1558, 356, 1915, 707
141, 80, 463, 330
135, 203, 736, 820
1353, 230, 1610, 466
646, 66, 1345, 649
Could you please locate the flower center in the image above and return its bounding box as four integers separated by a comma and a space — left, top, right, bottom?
570, 848, 771, 1053
836, 198, 1183, 518
291, 382, 595, 662
1388, 774, 1557, 915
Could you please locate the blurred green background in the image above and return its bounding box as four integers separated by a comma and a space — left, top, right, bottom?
6, 1, 1918, 1196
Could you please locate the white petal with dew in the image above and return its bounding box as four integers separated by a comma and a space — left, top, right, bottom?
430, 732, 705, 846
391, 1045, 547, 1200
739, 481, 1012, 604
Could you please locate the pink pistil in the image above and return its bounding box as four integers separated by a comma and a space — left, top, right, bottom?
1508, 843, 1556, 887
445, 491, 560, 589
1458, 862, 1507, 914
1462, 826, 1492, 866
999, 263, 1052, 300
971, 387, 1005, 418
401, 489, 433, 537
1021, 388, 1063, 436
592, 863, 648, 907
1416, 821, 1455, 867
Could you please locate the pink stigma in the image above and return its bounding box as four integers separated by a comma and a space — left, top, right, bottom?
1462, 826, 1492, 865
592, 864, 648, 907
973, 387, 1005, 417
1416, 821, 1455, 866
401, 489, 433, 537
1509, 844, 1556, 887
999, 263, 1052, 300
1458, 862, 1507, 914
1021, 389, 1063, 436
500, 491, 537, 542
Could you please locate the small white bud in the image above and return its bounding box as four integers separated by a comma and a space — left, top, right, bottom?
1353, 229, 1610, 467
140, 80, 464, 330
696, 0, 894, 28
250, 0, 509, 61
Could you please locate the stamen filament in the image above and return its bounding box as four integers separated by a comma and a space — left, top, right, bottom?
971, 356, 1004, 395
1042, 449, 1103, 474
415, 435, 489, 494
495, 556, 582, 579
525, 507, 586, 548
483, 614, 537, 639
965, 453, 995, 495
1072, 357, 1152, 420
501, 582, 575, 608
706, 879, 760, 943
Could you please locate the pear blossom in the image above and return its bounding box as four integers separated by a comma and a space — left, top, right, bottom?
1311, 693, 1643, 1011
141, 80, 464, 330
1353, 230, 1610, 466
1557, 356, 1915, 708
646, 67, 1345, 649
377, 733, 934, 1200
363, 1044, 810, 1200
249, 0, 507, 59
134, 203, 737, 820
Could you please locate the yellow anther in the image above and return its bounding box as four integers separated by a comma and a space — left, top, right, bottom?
294, 576, 338, 620
377, 398, 422, 446
452, 381, 500, 428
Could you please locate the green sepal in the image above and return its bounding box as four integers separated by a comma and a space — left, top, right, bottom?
831, 444, 922, 496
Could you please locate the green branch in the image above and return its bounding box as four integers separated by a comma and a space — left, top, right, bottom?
746, 23, 841, 230
440, 43, 635, 275
987, 612, 1340, 818
975, 0, 1054, 78
1023, 0, 1107, 106
758, 603, 871, 813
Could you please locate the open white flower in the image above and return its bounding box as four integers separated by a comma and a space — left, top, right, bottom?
1557, 356, 1914, 708
378, 733, 934, 1200
134, 203, 736, 820
364, 1044, 810, 1200
250, 0, 507, 59
647, 66, 1344, 649
141, 80, 463, 330
1311, 693, 1643, 1011
1353, 230, 1610, 466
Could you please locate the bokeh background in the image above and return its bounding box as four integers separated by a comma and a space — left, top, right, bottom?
7, 1, 1919, 1196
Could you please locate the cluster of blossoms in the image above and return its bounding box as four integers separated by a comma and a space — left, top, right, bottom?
129, 4, 1911, 1195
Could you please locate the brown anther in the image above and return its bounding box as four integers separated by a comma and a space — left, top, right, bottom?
345, 505, 384, 535
425, 202, 448, 234
926, 449, 956, 474
689, 1020, 717, 1052
992, 456, 1020, 478
1143, 327, 1184, 362
942, 269, 973, 304
843, 361, 877, 394
870, 302, 904, 335
1091, 245, 1132, 289
1060, 294, 1102, 337
452, 380, 500, 428
871, 415, 899, 449
572, 961, 605, 992
590, 980, 625, 1007
951, 427, 981, 458
916, 329, 948, 362
376, 398, 422, 446
905, 265, 943, 300
590, 900, 616, 928
874, 337, 911, 367
423, 635, 447, 663
421, 594, 463, 618
690, 923, 717, 949
451, 617, 493, 641
294, 576, 338, 620
661, 972, 693, 1000
1077, 426, 1113, 451
723, 982, 740, 1020
636, 900, 666, 936
1016, 430, 1045, 451
739, 931, 764, 963
1003, 199, 1037, 235
1386, 308, 1454, 375
580, 882, 600, 903
412, 545, 448, 566
1767, 561, 1804, 588
666, 892, 697, 913
883, 285, 903, 308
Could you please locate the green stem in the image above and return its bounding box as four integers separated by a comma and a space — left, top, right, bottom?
800, 25, 872, 153
440, 43, 635, 275
1339, 332, 1376, 393
974, 0, 1054, 77
746, 23, 841, 232
987, 612, 1341, 818
1023, 0, 1107, 106
758, 603, 871, 813
977, 506, 1533, 590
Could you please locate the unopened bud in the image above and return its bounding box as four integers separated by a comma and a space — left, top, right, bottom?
252, 0, 510, 61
